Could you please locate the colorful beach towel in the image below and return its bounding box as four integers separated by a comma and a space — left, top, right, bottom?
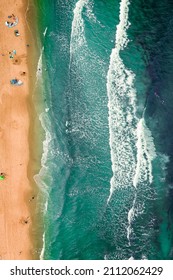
10, 79, 23, 86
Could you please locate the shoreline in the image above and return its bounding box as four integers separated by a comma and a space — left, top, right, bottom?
26, 0, 46, 260
0, 0, 44, 259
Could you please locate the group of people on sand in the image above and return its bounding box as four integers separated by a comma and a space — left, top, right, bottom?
5, 14, 18, 28
5, 14, 24, 86
0, 15, 25, 180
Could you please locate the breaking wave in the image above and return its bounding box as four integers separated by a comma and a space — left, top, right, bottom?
106, 0, 137, 203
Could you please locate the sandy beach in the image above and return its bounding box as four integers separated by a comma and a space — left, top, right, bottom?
0, 0, 41, 259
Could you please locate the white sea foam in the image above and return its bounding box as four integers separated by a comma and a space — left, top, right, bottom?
43, 27, 48, 37
40, 111, 55, 167
40, 230, 46, 260
127, 194, 136, 244
70, 0, 88, 59
34, 112, 54, 260
126, 109, 157, 244
106, 0, 157, 247
34, 119, 52, 204
85, 0, 97, 23
133, 117, 157, 188
128, 256, 134, 260
141, 254, 148, 260
35, 108, 72, 259
40, 200, 48, 260
128, 254, 148, 260
32, 36, 49, 260
106, 0, 137, 204
70, 0, 100, 63
115, 0, 130, 51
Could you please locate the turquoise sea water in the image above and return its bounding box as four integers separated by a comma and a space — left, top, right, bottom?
34, 0, 173, 259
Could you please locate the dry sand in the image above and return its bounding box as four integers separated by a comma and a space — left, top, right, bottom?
0, 0, 41, 259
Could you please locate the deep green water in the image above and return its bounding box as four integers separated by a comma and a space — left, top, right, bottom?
34, 0, 173, 260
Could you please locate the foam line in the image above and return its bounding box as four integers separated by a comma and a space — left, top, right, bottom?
70, 0, 88, 61
106, 0, 137, 204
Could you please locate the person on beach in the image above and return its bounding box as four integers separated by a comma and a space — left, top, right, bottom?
29, 196, 35, 202
14, 30, 20, 36
5, 15, 18, 28
0, 173, 5, 180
